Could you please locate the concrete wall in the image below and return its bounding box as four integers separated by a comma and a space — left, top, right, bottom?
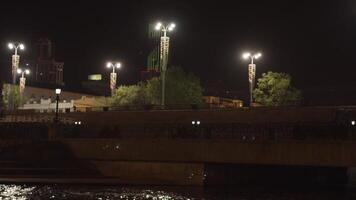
62, 107, 341, 125
60, 139, 356, 167
91, 161, 204, 185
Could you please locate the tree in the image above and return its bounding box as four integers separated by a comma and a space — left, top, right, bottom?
2, 84, 24, 109
146, 67, 203, 105
110, 67, 203, 106
253, 71, 302, 106
111, 83, 149, 106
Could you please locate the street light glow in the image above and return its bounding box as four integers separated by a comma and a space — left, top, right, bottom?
107, 62, 112, 68
25, 69, 30, 75
115, 62, 121, 69
55, 88, 61, 95
155, 22, 162, 30
19, 44, 25, 50
8, 43, 14, 49
17, 69, 22, 74
168, 23, 176, 31
254, 53, 262, 59
242, 52, 251, 59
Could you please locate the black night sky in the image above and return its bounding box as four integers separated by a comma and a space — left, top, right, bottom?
0, 1, 355, 98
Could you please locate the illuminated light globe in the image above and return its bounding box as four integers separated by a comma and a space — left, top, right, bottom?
254, 53, 262, 59
17, 69, 22, 74
19, 44, 25, 50
8, 43, 14, 49
155, 22, 162, 30
115, 63, 121, 69
55, 88, 61, 95
242, 52, 251, 59
25, 69, 30, 75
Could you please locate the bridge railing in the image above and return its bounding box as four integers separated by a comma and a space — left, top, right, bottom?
56, 122, 356, 141
0, 121, 355, 141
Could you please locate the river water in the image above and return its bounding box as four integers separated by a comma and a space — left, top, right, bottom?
0, 184, 355, 200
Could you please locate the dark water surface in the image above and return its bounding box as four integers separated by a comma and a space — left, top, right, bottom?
0, 184, 355, 200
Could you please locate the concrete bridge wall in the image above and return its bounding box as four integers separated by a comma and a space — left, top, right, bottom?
61, 139, 356, 167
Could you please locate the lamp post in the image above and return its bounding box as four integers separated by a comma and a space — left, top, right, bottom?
7, 42, 25, 110
155, 22, 176, 107
106, 62, 121, 96
242, 52, 262, 106
8, 43, 25, 84
17, 68, 30, 95
54, 88, 61, 123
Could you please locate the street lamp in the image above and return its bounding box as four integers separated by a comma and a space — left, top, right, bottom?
242, 52, 262, 106
17, 68, 30, 95
8, 42, 25, 84
155, 22, 176, 107
8, 42, 25, 110
54, 88, 61, 123
106, 62, 122, 96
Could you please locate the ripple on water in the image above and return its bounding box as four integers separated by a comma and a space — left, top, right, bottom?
0, 184, 195, 200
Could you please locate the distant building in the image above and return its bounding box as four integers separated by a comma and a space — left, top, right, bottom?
19, 86, 100, 113
203, 96, 243, 108
34, 38, 64, 85
21, 98, 74, 113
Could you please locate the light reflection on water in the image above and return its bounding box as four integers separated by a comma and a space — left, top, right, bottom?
0, 184, 355, 200
0, 185, 195, 200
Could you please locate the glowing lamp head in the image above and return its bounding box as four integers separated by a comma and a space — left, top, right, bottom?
25, 69, 30, 75
8, 43, 14, 49
19, 44, 25, 50
168, 23, 176, 31
352, 121, 355, 126
155, 22, 162, 30
242, 52, 251, 59
254, 53, 262, 59
115, 63, 121, 69
17, 69, 22, 74
106, 62, 113, 68
55, 88, 61, 95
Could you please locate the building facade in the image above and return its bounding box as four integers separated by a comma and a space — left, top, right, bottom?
35, 38, 64, 85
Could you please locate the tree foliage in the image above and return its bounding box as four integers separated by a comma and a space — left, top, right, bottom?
253, 71, 302, 106
2, 84, 24, 109
146, 67, 203, 105
111, 67, 203, 106
111, 83, 149, 106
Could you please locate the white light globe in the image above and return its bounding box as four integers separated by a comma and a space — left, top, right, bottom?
8, 43, 14, 49
242, 52, 251, 59
106, 62, 112, 68
19, 44, 25, 50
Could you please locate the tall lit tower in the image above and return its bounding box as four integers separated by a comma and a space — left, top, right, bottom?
155, 22, 176, 106
242, 52, 262, 106
8, 42, 25, 84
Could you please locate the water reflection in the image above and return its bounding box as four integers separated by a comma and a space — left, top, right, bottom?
0, 184, 355, 200
0, 185, 194, 200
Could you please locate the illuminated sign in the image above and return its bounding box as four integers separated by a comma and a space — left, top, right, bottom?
88, 74, 102, 81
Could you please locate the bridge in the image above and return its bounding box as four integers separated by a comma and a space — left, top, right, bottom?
0, 106, 356, 185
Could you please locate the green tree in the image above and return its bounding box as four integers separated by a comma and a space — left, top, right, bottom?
146, 67, 203, 105
253, 71, 302, 106
2, 84, 24, 109
111, 83, 149, 106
